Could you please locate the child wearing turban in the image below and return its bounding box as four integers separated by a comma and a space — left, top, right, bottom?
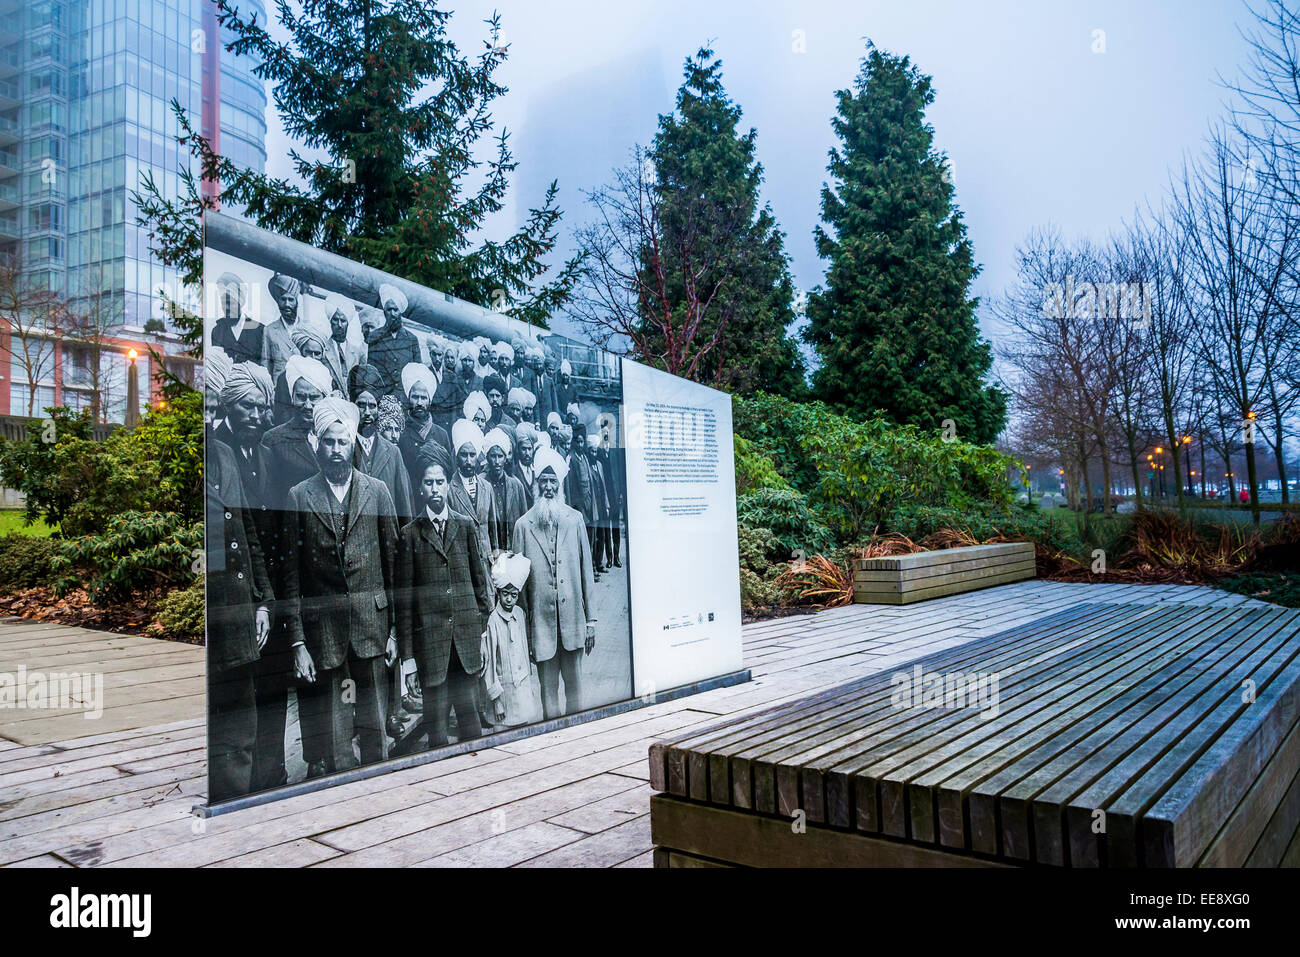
480, 551, 541, 728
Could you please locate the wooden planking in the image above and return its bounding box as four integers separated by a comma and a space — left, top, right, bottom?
854, 543, 1035, 572
854, 560, 1038, 595
856, 565, 1036, 605
1199, 713, 1300, 866
650, 794, 1007, 868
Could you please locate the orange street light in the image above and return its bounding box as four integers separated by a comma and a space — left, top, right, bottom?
1146, 454, 1153, 461
1182, 436, 1191, 444
1155, 446, 1163, 454
127, 347, 139, 362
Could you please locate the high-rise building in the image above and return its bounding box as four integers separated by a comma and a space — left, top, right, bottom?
0, 0, 266, 422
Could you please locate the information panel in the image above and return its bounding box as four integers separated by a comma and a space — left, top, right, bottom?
622, 360, 743, 694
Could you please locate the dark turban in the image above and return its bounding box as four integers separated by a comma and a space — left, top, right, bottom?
349, 362, 386, 403
414, 440, 454, 482
483, 373, 508, 398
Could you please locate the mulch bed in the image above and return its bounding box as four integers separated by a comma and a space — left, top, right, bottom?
742, 605, 820, 624
0, 585, 162, 638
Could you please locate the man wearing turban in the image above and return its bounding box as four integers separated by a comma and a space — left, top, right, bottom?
565, 422, 596, 570
506, 387, 530, 425
204, 347, 233, 431
255, 353, 334, 784
321, 293, 361, 392
396, 449, 492, 749
511, 444, 596, 720
483, 426, 527, 556
511, 421, 541, 508
491, 341, 515, 385
270, 314, 338, 423
211, 271, 264, 366
429, 342, 467, 435
260, 272, 305, 384
462, 390, 491, 430
557, 359, 578, 416
280, 396, 400, 777
365, 282, 420, 399
447, 418, 498, 577
397, 362, 452, 498
482, 373, 515, 432
350, 363, 414, 527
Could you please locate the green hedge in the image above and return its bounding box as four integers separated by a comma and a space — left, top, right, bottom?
0, 534, 59, 593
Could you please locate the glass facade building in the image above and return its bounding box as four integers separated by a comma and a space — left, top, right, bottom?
1, 0, 265, 420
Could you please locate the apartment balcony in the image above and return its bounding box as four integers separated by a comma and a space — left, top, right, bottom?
0, 212, 18, 241
0, 43, 20, 77
0, 114, 17, 149
0, 180, 16, 209
0, 77, 17, 110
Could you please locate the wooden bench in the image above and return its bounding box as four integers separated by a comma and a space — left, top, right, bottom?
853, 542, 1035, 605
648, 601, 1300, 867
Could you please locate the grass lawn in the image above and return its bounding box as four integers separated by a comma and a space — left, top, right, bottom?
0, 509, 53, 538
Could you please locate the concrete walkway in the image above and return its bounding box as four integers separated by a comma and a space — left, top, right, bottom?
0, 581, 1270, 868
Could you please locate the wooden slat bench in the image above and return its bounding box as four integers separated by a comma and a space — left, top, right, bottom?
648, 602, 1300, 867
853, 542, 1036, 604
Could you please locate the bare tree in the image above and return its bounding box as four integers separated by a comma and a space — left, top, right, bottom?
569, 146, 752, 383
61, 262, 126, 422
1172, 128, 1300, 521
0, 254, 64, 418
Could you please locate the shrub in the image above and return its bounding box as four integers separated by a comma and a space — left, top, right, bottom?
734, 435, 790, 495
0, 534, 59, 593
774, 553, 854, 608
153, 579, 205, 642
53, 511, 201, 606
0, 390, 203, 538
738, 524, 785, 611
737, 487, 832, 558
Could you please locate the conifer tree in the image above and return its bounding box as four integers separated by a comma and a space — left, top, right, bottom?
804, 43, 1005, 443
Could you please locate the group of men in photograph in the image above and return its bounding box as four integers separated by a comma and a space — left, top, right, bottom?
205, 271, 628, 802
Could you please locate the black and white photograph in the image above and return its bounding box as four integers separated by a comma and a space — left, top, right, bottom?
203, 215, 631, 803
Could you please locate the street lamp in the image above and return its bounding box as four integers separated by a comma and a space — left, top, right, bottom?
125, 348, 140, 429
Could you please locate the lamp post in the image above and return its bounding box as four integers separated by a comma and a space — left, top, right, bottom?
125, 348, 140, 430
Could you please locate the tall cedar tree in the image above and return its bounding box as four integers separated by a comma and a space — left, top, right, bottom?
804, 44, 1006, 443
648, 48, 807, 395
136, 0, 579, 349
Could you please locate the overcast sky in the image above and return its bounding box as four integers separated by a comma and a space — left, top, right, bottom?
261, 0, 1256, 348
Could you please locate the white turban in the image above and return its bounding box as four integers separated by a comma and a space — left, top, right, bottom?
451, 418, 485, 455
474, 336, 491, 351
491, 551, 532, 591
507, 387, 529, 407
323, 292, 353, 323
402, 362, 438, 398
483, 427, 512, 457
312, 395, 360, 440
533, 446, 569, 483
458, 340, 477, 361
515, 421, 538, 443
587, 435, 601, 450
560, 359, 572, 376
493, 341, 514, 361
535, 431, 551, 450
290, 314, 332, 354
525, 345, 544, 361
546, 411, 563, 429
463, 390, 490, 422
205, 347, 232, 396
559, 423, 573, 443
221, 361, 274, 408
377, 283, 408, 313
523, 391, 537, 409
285, 355, 332, 397
566, 402, 580, 419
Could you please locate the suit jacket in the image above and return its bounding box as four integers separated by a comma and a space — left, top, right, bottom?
321, 338, 359, 396
447, 472, 498, 565
212, 420, 275, 562
485, 471, 528, 554
280, 470, 398, 672
211, 315, 264, 365
510, 459, 536, 509
366, 326, 421, 398
511, 503, 594, 661
566, 451, 595, 524
206, 441, 274, 673
260, 315, 300, 383
356, 431, 414, 524
589, 458, 610, 523
396, 510, 492, 686
259, 420, 320, 511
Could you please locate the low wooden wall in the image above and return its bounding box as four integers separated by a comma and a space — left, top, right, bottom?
853, 542, 1036, 605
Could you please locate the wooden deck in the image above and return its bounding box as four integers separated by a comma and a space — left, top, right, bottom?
0, 581, 1274, 868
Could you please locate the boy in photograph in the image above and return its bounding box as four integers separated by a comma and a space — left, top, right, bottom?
481, 552, 542, 728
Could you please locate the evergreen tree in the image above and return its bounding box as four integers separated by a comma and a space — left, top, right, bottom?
804, 43, 1006, 443
137, 0, 578, 345
647, 48, 806, 395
